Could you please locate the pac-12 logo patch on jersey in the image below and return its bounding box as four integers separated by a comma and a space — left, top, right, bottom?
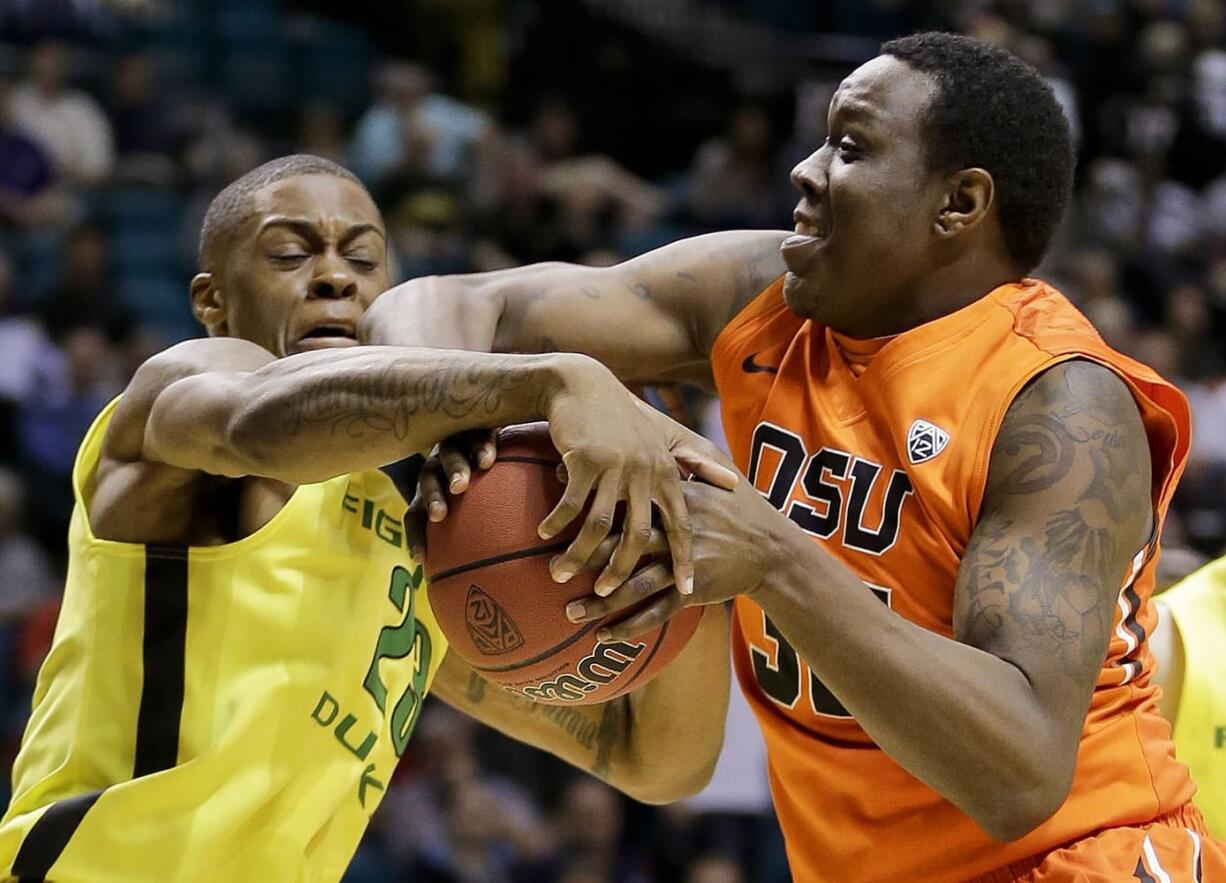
906, 419, 949, 464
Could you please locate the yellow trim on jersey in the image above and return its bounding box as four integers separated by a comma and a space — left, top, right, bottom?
0, 397, 448, 882
1162, 557, 1226, 839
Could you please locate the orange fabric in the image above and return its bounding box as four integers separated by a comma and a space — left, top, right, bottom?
999, 804, 1225, 882
712, 278, 1198, 882
829, 330, 892, 377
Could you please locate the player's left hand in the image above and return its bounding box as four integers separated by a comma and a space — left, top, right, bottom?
567, 471, 781, 640
405, 428, 498, 558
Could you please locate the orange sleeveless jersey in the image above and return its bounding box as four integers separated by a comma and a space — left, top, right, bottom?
711, 278, 1197, 882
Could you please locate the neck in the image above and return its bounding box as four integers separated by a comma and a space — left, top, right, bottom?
858, 255, 1021, 338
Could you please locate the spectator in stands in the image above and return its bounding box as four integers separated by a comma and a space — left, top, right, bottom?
15, 325, 114, 558
684, 854, 745, 883
351, 61, 492, 188
8, 41, 114, 186
552, 779, 648, 883
376, 705, 551, 881
0, 80, 68, 229
0, 250, 61, 460
107, 51, 176, 184
35, 225, 131, 346
686, 104, 789, 228
295, 103, 349, 167
0, 468, 55, 625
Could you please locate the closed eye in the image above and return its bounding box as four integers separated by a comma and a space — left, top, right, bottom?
836, 137, 861, 160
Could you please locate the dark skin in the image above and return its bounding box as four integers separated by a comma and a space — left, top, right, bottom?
86, 172, 735, 804
374, 55, 1154, 840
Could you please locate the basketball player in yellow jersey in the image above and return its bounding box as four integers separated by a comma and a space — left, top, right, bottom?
0, 155, 737, 883
1152, 558, 1226, 837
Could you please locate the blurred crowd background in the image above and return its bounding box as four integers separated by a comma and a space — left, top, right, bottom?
0, 0, 1223, 880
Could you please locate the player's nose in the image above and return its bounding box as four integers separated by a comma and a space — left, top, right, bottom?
308, 256, 358, 300
790, 151, 828, 204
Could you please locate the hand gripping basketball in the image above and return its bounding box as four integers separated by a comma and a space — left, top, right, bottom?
409, 384, 737, 599
420, 424, 708, 704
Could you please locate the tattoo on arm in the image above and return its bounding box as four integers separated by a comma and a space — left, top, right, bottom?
592, 700, 625, 778
466, 670, 486, 703
955, 361, 1152, 686
281, 357, 543, 442
720, 239, 784, 330
464, 672, 607, 754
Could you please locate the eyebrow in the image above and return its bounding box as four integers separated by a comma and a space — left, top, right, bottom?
830, 99, 878, 123
258, 217, 386, 246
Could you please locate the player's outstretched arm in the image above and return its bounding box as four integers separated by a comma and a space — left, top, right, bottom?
125, 338, 594, 484
107, 337, 733, 589
428, 602, 730, 805
359, 231, 788, 387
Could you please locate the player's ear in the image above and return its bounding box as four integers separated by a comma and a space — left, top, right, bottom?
933, 167, 994, 240
190, 273, 228, 335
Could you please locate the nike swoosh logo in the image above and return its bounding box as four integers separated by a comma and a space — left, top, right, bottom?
742, 353, 778, 374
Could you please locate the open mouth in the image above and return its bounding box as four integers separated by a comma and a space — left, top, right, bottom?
292, 324, 359, 351
302, 324, 356, 340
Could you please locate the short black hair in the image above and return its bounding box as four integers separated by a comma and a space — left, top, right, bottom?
881, 32, 1074, 272
197, 154, 366, 270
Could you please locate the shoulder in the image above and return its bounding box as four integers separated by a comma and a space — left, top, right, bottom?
986, 359, 1151, 529
1016, 359, 1136, 412
106, 338, 274, 464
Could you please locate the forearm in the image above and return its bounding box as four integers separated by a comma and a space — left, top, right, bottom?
154, 346, 586, 484
435, 606, 729, 804
359, 264, 567, 351
755, 542, 1067, 840
361, 232, 789, 386
619, 604, 729, 802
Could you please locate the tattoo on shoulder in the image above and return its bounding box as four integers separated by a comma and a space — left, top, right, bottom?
956, 361, 1152, 677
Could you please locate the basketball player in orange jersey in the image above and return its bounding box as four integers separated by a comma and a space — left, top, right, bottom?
371, 33, 1226, 883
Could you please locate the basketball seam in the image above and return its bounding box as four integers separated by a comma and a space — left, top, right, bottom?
617, 619, 670, 693
427, 539, 572, 585
493, 455, 561, 466
474, 619, 603, 673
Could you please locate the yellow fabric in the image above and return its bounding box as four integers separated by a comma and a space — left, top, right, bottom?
1162, 557, 1226, 840
0, 398, 447, 882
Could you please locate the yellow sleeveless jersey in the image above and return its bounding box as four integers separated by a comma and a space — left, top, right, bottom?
1160, 557, 1226, 839
0, 399, 448, 882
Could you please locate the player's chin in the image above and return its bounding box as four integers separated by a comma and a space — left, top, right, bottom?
782, 271, 825, 319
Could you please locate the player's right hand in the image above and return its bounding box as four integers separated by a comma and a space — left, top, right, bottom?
405, 428, 497, 559
540, 367, 737, 599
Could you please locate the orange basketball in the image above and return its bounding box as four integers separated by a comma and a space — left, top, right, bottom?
424, 423, 703, 705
